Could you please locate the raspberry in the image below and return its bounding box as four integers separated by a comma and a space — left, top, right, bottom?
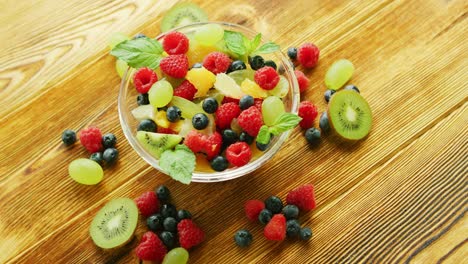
286, 184, 316, 211
253, 98, 263, 112
178, 219, 205, 249
221, 97, 240, 105
226, 142, 252, 167
237, 106, 263, 137
295, 70, 310, 93
297, 43, 320, 68
133, 67, 158, 94
184, 131, 222, 160
135, 191, 159, 217
157, 127, 176, 134
298, 101, 318, 129
162, 31, 189, 55
254, 66, 280, 90
203, 52, 232, 74
173, 80, 197, 100
135, 231, 167, 262
160, 54, 189, 78
215, 102, 241, 130
79, 127, 103, 153
245, 200, 265, 222
264, 214, 286, 241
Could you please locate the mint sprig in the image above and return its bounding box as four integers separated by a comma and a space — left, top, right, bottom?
223, 31, 279, 59
256, 113, 302, 144
110, 37, 163, 69
159, 144, 196, 184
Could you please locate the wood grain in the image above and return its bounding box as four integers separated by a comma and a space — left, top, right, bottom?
1, 0, 467, 263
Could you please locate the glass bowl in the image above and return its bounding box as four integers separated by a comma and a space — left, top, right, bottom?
118, 22, 300, 182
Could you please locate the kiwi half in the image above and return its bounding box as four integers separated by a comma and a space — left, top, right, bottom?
136, 131, 182, 159
90, 198, 138, 249
328, 90, 372, 140
161, 2, 208, 32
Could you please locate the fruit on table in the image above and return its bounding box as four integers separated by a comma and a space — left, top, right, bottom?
262, 96, 285, 126
228, 69, 255, 85
234, 229, 253, 247
297, 42, 320, 68
160, 2, 208, 32
148, 80, 174, 108
89, 198, 138, 249
170, 95, 204, 119
269, 75, 289, 98
214, 73, 245, 99
185, 67, 216, 97
68, 158, 103, 185
325, 59, 354, 90
61, 129, 76, 146
136, 131, 182, 159
132, 105, 156, 121
241, 79, 268, 98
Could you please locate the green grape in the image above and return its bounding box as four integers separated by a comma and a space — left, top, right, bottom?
170, 95, 204, 119
269, 76, 289, 98
69, 158, 103, 185
148, 80, 174, 108
262, 96, 285, 126
162, 247, 189, 264
194, 24, 224, 46
324, 59, 354, 90
228, 69, 255, 85
115, 59, 128, 78
108, 32, 130, 49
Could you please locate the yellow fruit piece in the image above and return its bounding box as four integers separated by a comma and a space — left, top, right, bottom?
186, 40, 219, 66
241, 79, 268, 98
214, 73, 245, 99
155, 111, 170, 128
169, 120, 184, 133
186, 67, 216, 97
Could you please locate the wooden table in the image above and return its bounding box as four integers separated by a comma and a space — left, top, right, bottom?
1, 0, 467, 263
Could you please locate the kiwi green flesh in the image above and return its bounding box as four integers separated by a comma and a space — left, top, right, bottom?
136, 131, 182, 158
328, 90, 372, 140
90, 198, 138, 249
161, 3, 209, 32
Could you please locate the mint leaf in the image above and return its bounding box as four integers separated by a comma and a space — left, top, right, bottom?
110, 37, 163, 69
254, 42, 280, 54
268, 113, 302, 135
250, 33, 262, 52
159, 144, 195, 184
256, 125, 271, 145
224, 30, 246, 56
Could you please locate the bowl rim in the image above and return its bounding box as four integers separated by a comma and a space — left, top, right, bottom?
118, 21, 300, 182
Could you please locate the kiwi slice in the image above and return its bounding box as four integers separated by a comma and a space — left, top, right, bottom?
136, 131, 182, 158
90, 198, 138, 249
328, 90, 372, 140
161, 2, 208, 32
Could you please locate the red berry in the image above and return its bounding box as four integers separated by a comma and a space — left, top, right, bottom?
221, 96, 240, 105
135, 191, 159, 217
173, 80, 197, 101
203, 52, 232, 74
79, 127, 103, 153
245, 200, 265, 222
162, 31, 189, 55
298, 101, 318, 129
254, 66, 280, 90
226, 142, 252, 167
133, 67, 158, 94
237, 106, 263, 137
184, 131, 222, 160
135, 231, 167, 262
157, 127, 176, 134
295, 70, 310, 93
286, 184, 316, 211
160, 54, 189, 78
215, 102, 241, 130
264, 214, 286, 241
253, 98, 263, 111
297, 43, 320, 68
178, 219, 205, 249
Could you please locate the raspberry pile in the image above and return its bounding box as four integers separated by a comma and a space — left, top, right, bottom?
134, 185, 205, 262
234, 184, 316, 247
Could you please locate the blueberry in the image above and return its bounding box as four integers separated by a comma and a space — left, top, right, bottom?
163, 217, 178, 232
300, 227, 312, 241
155, 185, 170, 203
210, 156, 229, 172
287, 47, 297, 60
146, 214, 164, 232
137, 119, 157, 132
286, 219, 301, 238
177, 209, 192, 221
305, 128, 321, 146
133, 33, 147, 39
166, 106, 181, 122
102, 133, 117, 149
192, 62, 203, 68
234, 229, 253, 247
258, 209, 273, 224
264, 60, 277, 70
227, 60, 247, 73
137, 93, 149, 105
103, 148, 118, 164
324, 89, 336, 103
282, 205, 299, 220
159, 231, 176, 249
265, 196, 283, 214
222, 129, 238, 145
344, 84, 360, 93
249, 55, 265, 70
160, 203, 177, 218
202, 97, 219, 114
192, 113, 209, 130
319, 112, 330, 133
256, 141, 270, 151
89, 152, 103, 165
239, 95, 254, 110
239, 132, 254, 145
61, 129, 77, 146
